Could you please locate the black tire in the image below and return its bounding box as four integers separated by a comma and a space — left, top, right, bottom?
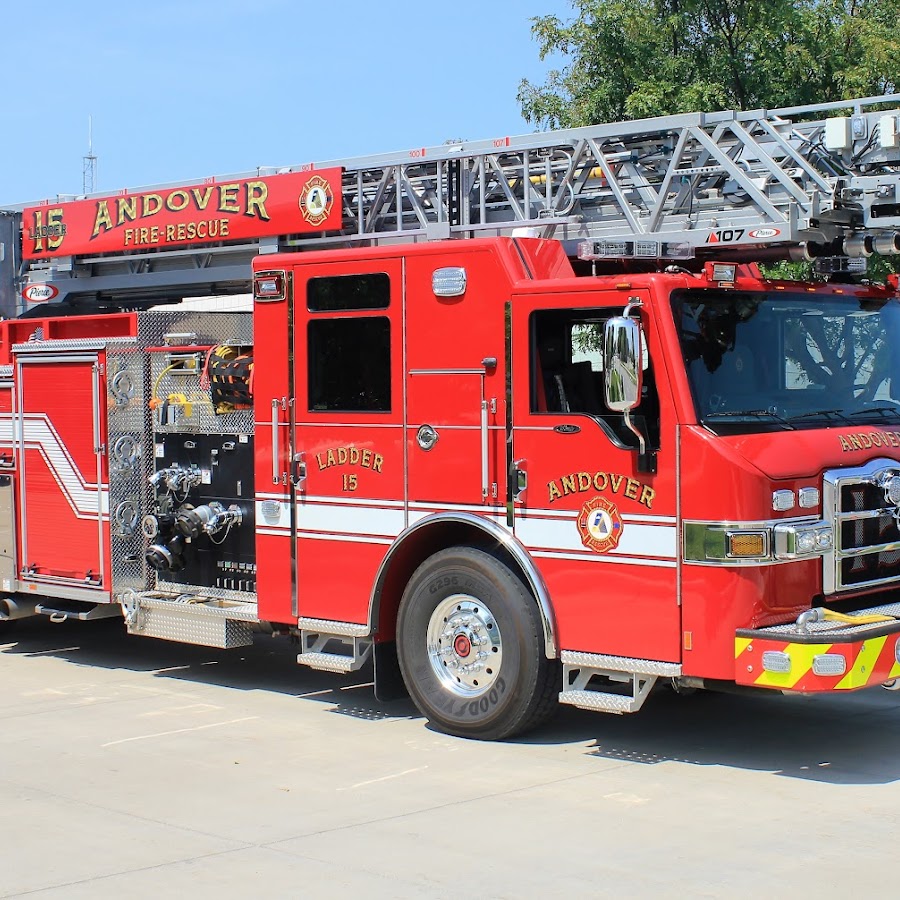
396, 546, 558, 740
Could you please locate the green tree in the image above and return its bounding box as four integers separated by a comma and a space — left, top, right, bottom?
520, 0, 900, 281
519, 0, 900, 129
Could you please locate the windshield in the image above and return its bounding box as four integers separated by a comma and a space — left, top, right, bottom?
673, 289, 900, 433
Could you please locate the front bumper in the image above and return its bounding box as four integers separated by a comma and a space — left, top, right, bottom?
735, 602, 900, 692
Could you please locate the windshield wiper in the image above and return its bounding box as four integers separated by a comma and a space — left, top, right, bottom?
786, 408, 854, 425
848, 404, 900, 421
705, 409, 795, 429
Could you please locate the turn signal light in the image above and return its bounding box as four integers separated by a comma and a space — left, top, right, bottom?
812, 654, 847, 676
762, 651, 791, 674
727, 531, 767, 558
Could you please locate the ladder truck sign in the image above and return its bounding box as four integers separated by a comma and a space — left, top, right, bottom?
22, 169, 342, 259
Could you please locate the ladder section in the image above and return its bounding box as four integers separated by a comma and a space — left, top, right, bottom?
324, 95, 900, 256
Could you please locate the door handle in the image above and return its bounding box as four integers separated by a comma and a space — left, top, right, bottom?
271, 398, 283, 485
512, 459, 527, 503
291, 452, 307, 490
92, 362, 105, 455
481, 399, 489, 500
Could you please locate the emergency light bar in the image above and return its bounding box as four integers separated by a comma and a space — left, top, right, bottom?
577, 239, 694, 261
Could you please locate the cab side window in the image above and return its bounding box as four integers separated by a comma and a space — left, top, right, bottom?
530, 308, 660, 449
307, 273, 392, 413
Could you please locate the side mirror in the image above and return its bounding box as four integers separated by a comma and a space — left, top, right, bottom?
603, 316, 643, 412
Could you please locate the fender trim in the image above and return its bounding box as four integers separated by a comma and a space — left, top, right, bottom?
369, 512, 557, 658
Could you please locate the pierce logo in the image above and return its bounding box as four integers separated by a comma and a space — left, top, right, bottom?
22, 283, 60, 304
576, 496, 624, 554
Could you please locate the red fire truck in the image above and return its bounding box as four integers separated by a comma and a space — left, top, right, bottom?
3, 96, 900, 739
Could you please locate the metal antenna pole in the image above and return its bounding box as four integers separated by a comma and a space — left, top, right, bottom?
83, 116, 98, 195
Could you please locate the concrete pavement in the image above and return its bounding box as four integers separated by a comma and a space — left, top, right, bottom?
1, 616, 898, 898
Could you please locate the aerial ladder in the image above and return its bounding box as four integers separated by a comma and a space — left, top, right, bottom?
3, 93, 900, 315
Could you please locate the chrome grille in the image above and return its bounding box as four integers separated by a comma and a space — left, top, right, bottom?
824, 459, 900, 593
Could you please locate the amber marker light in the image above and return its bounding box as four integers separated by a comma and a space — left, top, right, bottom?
726, 531, 768, 558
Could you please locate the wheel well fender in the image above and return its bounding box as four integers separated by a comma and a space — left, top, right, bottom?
369, 513, 556, 658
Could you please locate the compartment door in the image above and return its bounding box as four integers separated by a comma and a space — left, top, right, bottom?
16, 355, 107, 587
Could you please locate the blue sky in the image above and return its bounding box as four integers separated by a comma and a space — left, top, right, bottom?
2, 0, 570, 205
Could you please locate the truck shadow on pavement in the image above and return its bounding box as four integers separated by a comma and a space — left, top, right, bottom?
3, 617, 898, 785
530, 687, 900, 786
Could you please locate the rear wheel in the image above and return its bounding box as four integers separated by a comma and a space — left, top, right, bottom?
397, 546, 558, 740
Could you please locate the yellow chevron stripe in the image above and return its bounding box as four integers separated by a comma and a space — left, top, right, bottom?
735, 637, 753, 658
888, 653, 900, 680
836, 636, 887, 690
754, 642, 827, 689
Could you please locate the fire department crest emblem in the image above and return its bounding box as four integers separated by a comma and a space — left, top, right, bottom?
300, 175, 334, 226
577, 496, 623, 554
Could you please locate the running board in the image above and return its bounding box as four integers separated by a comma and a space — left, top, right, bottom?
35, 600, 122, 623
559, 651, 682, 715
297, 617, 372, 673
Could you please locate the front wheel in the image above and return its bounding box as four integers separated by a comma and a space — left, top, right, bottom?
396, 546, 558, 740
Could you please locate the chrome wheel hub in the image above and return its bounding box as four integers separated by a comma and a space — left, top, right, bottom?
426, 594, 502, 697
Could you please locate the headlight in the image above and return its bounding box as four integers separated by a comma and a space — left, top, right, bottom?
773, 521, 834, 560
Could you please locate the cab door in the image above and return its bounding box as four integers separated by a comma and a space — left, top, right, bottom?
510, 290, 680, 661
290, 259, 405, 625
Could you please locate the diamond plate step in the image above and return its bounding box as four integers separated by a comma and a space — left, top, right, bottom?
298, 617, 369, 637
297, 651, 358, 673
558, 689, 636, 714
561, 650, 681, 677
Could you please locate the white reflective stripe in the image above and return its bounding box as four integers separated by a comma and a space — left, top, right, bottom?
532, 550, 677, 568
258, 525, 395, 546
518, 507, 675, 525
297, 532, 393, 545
255, 499, 404, 537
256, 499, 511, 540
297, 502, 404, 537
256, 503, 290, 530
257, 493, 406, 509
0, 414, 107, 518
515, 515, 676, 560
409, 500, 507, 517
302, 495, 405, 509
620, 513, 676, 525
408, 508, 506, 528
